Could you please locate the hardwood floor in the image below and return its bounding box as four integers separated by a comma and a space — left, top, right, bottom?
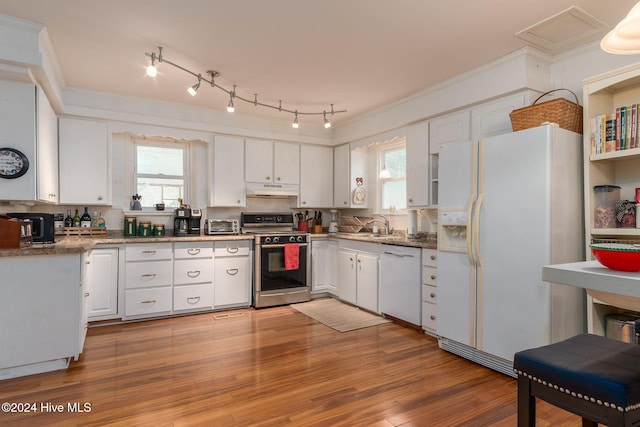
0, 304, 583, 426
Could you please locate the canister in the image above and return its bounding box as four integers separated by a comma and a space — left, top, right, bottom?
124, 216, 137, 236
605, 313, 639, 344
153, 224, 165, 236
593, 185, 621, 228
138, 221, 152, 237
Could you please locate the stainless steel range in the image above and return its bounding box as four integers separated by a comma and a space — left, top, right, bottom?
241, 212, 311, 308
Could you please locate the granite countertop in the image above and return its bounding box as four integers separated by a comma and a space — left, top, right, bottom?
313, 232, 437, 249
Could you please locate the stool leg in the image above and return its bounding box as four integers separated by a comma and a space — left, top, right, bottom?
517, 376, 536, 427
581, 418, 597, 427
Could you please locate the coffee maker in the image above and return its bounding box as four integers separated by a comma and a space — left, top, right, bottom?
189, 209, 202, 235
174, 208, 191, 236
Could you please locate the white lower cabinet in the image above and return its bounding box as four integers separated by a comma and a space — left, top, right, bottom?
124, 243, 173, 319
311, 239, 338, 295
86, 247, 119, 320
174, 242, 214, 313
337, 241, 379, 313
214, 240, 251, 308
421, 249, 438, 335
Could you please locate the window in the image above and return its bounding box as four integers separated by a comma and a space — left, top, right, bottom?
134, 140, 188, 208
379, 141, 406, 211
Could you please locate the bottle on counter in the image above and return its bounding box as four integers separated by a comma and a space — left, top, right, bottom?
80, 207, 92, 228
64, 209, 73, 227
72, 209, 81, 227
97, 211, 106, 228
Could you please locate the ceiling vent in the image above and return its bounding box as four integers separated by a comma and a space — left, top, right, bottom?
515, 6, 609, 54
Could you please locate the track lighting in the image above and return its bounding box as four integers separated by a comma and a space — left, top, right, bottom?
227, 86, 235, 112
187, 74, 201, 96
144, 47, 346, 128
323, 111, 331, 129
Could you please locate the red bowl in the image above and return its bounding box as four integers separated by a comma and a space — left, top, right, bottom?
591, 243, 640, 272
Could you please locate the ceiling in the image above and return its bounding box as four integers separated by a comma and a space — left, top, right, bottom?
0, 0, 637, 128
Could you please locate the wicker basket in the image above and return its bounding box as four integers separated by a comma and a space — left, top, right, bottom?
509, 89, 583, 134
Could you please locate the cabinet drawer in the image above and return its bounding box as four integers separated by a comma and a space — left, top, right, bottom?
214, 240, 251, 257
422, 301, 437, 331
173, 284, 214, 311
214, 257, 251, 307
174, 258, 214, 285
126, 243, 173, 262
174, 242, 214, 259
422, 284, 437, 304
125, 260, 173, 289
422, 266, 437, 286
125, 287, 172, 317
422, 249, 437, 267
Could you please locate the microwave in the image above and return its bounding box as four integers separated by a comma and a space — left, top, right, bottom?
205, 219, 239, 235
6, 213, 55, 244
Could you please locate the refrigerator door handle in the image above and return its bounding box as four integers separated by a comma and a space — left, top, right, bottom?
473, 193, 483, 268
466, 193, 476, 266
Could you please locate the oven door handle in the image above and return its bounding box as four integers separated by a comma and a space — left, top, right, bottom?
257, 243, 308, 249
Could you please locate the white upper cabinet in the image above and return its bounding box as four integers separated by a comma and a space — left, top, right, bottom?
299, 144, 333, 208
471, 93, 527, 139
406, 121, 430, 207
36, 85, 58, 204
59, 117, 110, 205
0, 81, 59, 203
209, 135, 245, 207
333, 144, 350, 208
245, 139, 299, 184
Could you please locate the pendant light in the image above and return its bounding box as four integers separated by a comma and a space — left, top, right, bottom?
601, 2, 640, 54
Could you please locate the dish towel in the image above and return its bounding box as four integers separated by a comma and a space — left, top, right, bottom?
284, 243, 299, 270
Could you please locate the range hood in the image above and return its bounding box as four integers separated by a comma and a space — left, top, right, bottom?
246, 182, 299, 198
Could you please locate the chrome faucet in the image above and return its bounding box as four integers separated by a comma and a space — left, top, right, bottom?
366, 215, 390, 235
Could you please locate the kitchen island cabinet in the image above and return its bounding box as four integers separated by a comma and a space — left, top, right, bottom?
0, 253, 86, 380
86, 247, 120, 320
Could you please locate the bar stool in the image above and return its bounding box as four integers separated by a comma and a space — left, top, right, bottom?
513, 333, 640, 426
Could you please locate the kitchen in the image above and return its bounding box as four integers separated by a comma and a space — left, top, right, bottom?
2, 1, 640, 425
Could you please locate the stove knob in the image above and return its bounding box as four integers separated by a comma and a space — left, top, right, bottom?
289, 236, 296, 243
297, 235, 305, 243
273, 236, 280, 243
276, 216, 282, 222
264, 237, 272, 244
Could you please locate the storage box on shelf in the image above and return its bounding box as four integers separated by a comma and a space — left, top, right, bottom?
583, 62, 640, 335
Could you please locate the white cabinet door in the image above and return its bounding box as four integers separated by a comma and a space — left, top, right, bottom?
245, 138, 273, 183
406, 121, 429, 207
337, 249, 357, 304
312, 240, 328, 292
0, 81, 37, 201
471, 93, 526, 139
59, 117, 110, 205
86, 248, 119, 320
356, 252, 379, 313
300, 144, 333, 208
274, 142, 299, 184
333, 144, 350, 208
327, 240, 338, 295
214, 256, 251, 307
429, 111, 470, 154
209, 135, 245, 207
36, 85, 58, 204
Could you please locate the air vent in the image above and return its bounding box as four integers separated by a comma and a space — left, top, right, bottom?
515, 6, 608, 54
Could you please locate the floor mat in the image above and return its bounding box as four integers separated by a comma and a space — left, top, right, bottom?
291, 298, 390, 332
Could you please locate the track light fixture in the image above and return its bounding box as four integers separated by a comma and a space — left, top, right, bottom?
187, 74, 201, 96
144, 47, 346, 128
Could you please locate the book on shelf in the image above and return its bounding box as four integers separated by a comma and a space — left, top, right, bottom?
590, 103, 639, 154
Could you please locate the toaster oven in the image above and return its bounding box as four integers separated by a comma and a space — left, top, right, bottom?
205, 219, 239, 235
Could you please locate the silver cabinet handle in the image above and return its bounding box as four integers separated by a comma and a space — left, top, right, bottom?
384, 251, 414, 258
141, 273, 157, 279
84, 292, 90, 297
276, 177, 281, 181
142, 250, 157, 254
141, 300, 156, 305
226, 268, 239, 276
187, 270, 201, 278
187, 296, 201, 304
408, 198, 414, 203
266, 176, 271, 181
227, 247, 239, 254
187, 248, 201, 255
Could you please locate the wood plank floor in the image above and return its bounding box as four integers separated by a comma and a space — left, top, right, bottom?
0, 305, 583, 426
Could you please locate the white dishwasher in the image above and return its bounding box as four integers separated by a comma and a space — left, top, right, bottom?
379, 244, 422, 326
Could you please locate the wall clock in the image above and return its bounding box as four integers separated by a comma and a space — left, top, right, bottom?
0, 147, 29, 179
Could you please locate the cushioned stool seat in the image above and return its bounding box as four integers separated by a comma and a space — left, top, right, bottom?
513, 333, 640, 426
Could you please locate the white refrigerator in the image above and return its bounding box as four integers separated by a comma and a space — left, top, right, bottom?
436, 125, 585, 377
